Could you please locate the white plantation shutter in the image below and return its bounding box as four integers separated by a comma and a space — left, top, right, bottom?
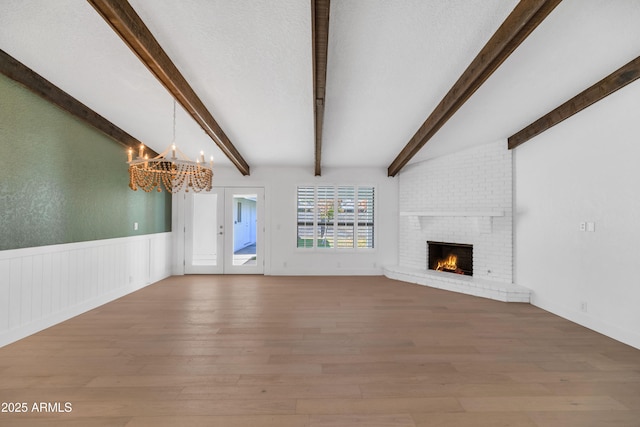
357, 186, 375, 248
297, 186, 315, 248
336, 186, 355, 248
297, 185, 374, 249
316, 186, 335, 248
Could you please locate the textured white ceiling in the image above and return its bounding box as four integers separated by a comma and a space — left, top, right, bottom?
322, 0, 518, 167
129, 0, 314, 167
0, 0, 211, 162
1, 0, 639, 172
410, 0, 640, 164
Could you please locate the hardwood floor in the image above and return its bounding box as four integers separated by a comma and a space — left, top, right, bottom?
1, 275, 639, 426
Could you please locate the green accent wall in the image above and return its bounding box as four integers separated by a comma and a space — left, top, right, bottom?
0, 74, 171, 251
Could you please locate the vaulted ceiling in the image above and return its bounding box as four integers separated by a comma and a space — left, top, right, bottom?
2, 0, 639, 175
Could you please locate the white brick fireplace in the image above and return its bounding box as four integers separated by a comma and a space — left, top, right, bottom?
384, 140, 530, 302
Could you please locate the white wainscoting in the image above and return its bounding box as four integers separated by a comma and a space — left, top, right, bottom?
0, 232, 172, 347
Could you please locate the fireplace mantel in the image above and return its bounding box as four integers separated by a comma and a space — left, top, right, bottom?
400, 211, 504, 233
399, 211, 504, 217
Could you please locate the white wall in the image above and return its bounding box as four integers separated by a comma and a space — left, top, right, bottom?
173, 166, 398, 275
514, 80, 640, 349
0, 232, 172, 347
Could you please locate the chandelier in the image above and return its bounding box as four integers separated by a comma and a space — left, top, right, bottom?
127, 101, 213, 193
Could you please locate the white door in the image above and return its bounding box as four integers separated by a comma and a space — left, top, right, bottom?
184, 188, 224, 274
185, 187, 264, 274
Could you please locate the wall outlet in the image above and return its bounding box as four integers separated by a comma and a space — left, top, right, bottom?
580, 301, 588, 312
579, 222, 586, 232
134, 222, 139, 231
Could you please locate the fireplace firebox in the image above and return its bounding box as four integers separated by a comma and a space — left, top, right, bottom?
427, 241, 473, 276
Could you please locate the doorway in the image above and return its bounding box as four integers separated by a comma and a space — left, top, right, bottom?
185, 187, 264, 274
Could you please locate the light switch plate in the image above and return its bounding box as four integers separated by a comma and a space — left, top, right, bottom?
587, 222, 595, 232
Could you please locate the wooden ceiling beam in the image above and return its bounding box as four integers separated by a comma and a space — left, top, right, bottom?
0, 49, 154, 156
312, 0, 330, 176
508, 55, 640, 149
387, 0, 562, 177
87, 0, 250, 175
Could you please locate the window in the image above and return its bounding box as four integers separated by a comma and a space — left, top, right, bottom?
297, 185, 374, 249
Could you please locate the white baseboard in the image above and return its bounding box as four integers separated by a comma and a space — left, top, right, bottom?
0, 280, 161, 348
531, 295, 640, 351
267, 267, 384, 276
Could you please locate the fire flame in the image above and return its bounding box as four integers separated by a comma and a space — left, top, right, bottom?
435, 254, 458, 272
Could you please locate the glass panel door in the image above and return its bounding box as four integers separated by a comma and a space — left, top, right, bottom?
224, 188, 264, 274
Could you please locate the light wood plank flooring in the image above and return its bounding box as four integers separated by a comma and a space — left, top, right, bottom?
1, 275, 639, 426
